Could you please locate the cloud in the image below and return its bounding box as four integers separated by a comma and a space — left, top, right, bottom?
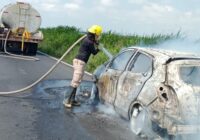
185, 11, 192, 17
71, 0, 83, 4
128, 0, 147, 5
41, 3, 55, 11
19, 0, 59, 5
64, 3, 80, 11
142, 3, 174, 16
100, 0, 114, 7
1, 0, 199, 39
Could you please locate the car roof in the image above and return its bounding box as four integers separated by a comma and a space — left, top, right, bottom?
125, 46, 200, 63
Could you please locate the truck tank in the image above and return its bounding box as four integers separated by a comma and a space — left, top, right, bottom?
0, 2, 43, 56
0, 2, 41, 33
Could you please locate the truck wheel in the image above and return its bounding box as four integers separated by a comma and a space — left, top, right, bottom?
6, 41, 21, 54
23, 43, 38, 56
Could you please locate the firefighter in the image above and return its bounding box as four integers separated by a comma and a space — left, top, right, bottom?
63, 25, 103, 108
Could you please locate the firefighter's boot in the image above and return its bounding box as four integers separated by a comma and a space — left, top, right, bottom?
63, 86, 80, 108
63, 86, 76, 108
71, 88, 81, 106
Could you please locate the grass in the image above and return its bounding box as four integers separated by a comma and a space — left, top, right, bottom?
38, 26, 179, 73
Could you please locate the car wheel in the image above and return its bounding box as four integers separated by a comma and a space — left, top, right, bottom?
130, 103, 157, 139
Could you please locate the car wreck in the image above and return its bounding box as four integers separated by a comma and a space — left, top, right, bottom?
91, 46, 200, 139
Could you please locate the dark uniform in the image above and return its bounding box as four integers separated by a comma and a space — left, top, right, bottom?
75, 33, 99, 63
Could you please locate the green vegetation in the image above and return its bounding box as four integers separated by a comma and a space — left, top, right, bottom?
39, 26, 178, 73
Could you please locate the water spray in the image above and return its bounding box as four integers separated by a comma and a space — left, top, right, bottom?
99, 44, 113, 60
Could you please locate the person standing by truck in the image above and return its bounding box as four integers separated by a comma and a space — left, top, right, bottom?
63, 25, 103, 108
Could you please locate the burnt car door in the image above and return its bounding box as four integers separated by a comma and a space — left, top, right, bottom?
98, 49, 135, 104
114, 51, 153, 116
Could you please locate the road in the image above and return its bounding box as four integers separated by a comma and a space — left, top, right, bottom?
0, 53, 140, 140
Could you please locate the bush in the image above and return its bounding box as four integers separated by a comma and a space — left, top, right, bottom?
38, 26, 177, 73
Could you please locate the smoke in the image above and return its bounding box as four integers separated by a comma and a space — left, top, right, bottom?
97, 103, 118, 117
144, 38, 200, 55
138, 38, 200, 139
151, 39, 200, 140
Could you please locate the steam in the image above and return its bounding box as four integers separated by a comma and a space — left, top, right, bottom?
145, 39, 200, 55
97, 103, 118, 117
139, 38, 200, 139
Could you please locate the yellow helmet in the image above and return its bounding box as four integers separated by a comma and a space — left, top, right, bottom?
88, 25, 103, 36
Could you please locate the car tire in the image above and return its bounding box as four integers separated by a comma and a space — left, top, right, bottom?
130, 104, 158, 139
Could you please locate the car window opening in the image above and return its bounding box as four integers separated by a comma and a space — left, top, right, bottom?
110, 50, 135, 71
179, 66, 200, 86
130, 53, 152, 74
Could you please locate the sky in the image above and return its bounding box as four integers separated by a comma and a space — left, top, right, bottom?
0, 0, 200, 40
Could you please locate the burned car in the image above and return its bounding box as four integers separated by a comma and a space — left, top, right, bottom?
91, 47, 200, 139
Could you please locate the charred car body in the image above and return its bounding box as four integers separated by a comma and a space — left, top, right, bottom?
91, 47, 200, 139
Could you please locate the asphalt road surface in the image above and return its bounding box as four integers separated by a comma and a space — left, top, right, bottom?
0, 53, 141, 140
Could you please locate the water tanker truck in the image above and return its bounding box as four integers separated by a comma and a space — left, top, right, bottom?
0, 2, 43, 56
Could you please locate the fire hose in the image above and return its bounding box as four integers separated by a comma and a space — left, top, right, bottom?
0, 34, 87, 95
